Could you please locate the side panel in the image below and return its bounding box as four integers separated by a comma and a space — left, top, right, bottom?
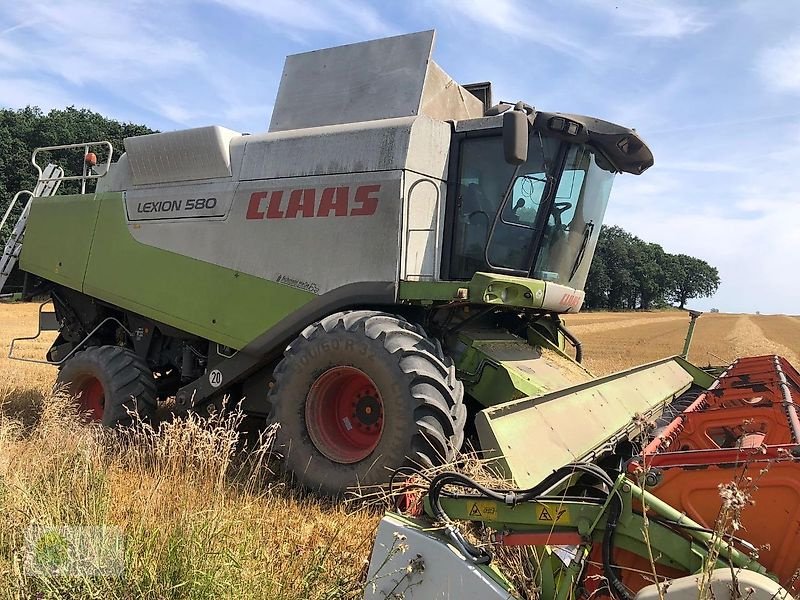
82, 193, 315, 349
19, 193, 100, 290
365, 513, 517, 600
126, 171, 404, 297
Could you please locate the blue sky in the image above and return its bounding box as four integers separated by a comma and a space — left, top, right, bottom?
1, 1, 798, 314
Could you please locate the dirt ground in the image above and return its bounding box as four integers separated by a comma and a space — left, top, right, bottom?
562, 311, 800, 376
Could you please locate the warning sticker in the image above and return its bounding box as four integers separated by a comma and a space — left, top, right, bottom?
467, 501, 498, 520
537, 503, 569, 523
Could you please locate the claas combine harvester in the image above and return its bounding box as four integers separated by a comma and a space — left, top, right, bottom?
1, 31, 799, 599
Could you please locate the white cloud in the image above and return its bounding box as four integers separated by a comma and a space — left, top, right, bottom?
591, 0, 709, 38
757, 37, 800, 94
655, 160, 739, 174
438, 0, 606, 63
0, 18, 40, 36
0, 77, 76, 111
0, 1, 272, 130
203, 0, 394, 37
0, 3, 204, 86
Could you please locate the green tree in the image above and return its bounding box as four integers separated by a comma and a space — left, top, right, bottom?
0, 106, 155, 234
584, 251, 611, 309
669, 254, 720, 309
636, 242, 679, 310
585, 226, 720, 310
597, 225, 637, 309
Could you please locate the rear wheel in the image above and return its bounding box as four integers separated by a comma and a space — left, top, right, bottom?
56, 345, 157, 427
268, 310, 465, 496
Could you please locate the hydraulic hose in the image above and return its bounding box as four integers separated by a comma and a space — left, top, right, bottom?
602, 493, 633, 600
426, 463, 618, 565
559, 322, 583, 364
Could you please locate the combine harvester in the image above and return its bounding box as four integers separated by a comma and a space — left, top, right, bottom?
1, 31, 797, 598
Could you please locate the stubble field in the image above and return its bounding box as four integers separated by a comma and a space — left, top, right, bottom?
561, 310, 800, 376
0, 302, 798, 598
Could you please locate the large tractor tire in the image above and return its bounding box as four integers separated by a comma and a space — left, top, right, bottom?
56, 345, 157, 427
268, 310, 465, 496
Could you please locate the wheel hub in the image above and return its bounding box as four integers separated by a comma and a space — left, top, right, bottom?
355, 395, 381, 426
76, 376, 105, 421
305, 366, 385, 464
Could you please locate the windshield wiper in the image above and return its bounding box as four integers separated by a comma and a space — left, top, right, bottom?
569, 220, 594, 281
518, 173, 547, 184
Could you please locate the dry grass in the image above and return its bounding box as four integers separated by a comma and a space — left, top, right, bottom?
0, 303, 378, 599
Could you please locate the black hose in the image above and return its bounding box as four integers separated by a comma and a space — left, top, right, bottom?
388, 466, 433, 511
429, 463, 615, 516
559, 322, 583, 364
426, 463, 618, 565
602, 493, 633, 600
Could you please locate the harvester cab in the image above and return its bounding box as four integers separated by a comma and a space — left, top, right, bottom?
444, 104, 651, 297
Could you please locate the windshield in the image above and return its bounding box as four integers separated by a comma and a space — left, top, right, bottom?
531, 146, 614, 288
450, 137, 614, 288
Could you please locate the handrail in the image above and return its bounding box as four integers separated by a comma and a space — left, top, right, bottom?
0, 190, 32, 232
31, 141, 113, 194
8, 300, 132, 365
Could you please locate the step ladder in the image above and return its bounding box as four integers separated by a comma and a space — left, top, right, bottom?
0, 164, 64, 294
0, 140, 113, 296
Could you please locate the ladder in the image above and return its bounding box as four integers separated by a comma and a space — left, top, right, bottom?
0, 140, 113, 295
0, 164, 64, 294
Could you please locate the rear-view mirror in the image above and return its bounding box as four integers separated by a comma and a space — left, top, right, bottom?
503, 110, 528, 165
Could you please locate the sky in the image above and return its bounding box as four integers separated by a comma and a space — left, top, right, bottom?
0, 0, 798, 314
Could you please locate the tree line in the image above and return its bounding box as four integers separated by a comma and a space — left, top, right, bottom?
0, 106, 155, 234
585, 225, 720, 310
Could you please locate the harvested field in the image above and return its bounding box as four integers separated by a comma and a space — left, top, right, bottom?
563, 311, 800, 375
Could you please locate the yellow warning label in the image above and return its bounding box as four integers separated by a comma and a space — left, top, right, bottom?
537, 503, 570, 523
468, 501, 498, 520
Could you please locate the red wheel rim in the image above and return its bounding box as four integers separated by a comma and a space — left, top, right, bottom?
305, 366, 384, 464
75, 377, 104, 421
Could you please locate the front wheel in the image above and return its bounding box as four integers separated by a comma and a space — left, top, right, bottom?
268, 310, 465, 496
